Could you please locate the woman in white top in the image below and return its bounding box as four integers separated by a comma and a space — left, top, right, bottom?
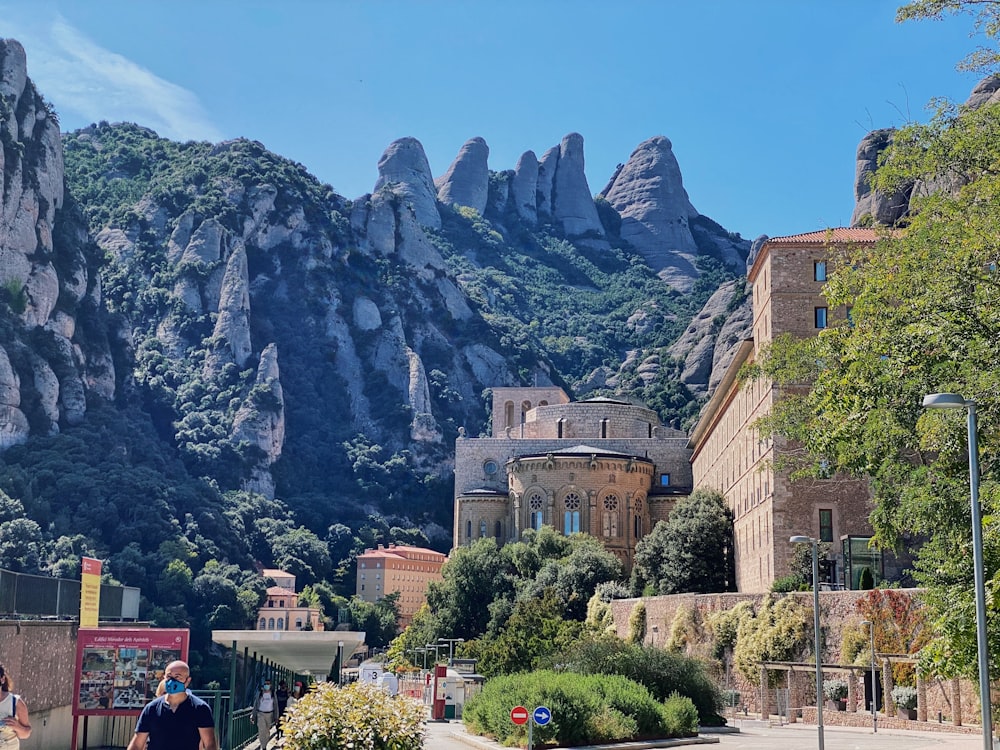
0, 664, 31, 749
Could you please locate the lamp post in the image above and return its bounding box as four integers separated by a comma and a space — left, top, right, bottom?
438, 637, 465, 663
790, 534, 824, 750
923, 393, 992, 750
413, 647, 428, 670
861, 619, 877, 733
337, 640, 344, 687
425, 643, 446, 664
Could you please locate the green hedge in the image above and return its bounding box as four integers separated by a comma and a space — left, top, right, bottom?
462, 670, 698, 747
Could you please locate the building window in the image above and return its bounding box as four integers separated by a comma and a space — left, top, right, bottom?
659, 473, 670, 487
277, 618, 284, 630
483, 460, 498, 476
466, 520, 472, 542
495, 520, 502, 541
296, 619, 303, 629
259, 618, 266, 629
819, 509, 834, 542
602, 495, 619, 537
563, 492, 581, 535
601, 418, 608, 439
479, 520, 487, 538
815, 307, 828, 329
268, 618, 275, 630
557, 418, 565, 438
529, 492, 544, 530
814, 261, 827, 281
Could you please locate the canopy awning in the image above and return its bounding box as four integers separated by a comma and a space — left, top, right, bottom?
212, 629, 367, 675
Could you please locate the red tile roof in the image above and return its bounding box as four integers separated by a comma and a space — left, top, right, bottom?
766, 228, 879, 245
266, 586, 297, 596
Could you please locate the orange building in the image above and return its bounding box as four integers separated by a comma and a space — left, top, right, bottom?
355, 545, 446, 627
256, 568, 324, 631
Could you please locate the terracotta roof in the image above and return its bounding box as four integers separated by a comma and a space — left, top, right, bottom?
358, 545, 447, 560
266, 586, 297, 596
766, 228, 879, 245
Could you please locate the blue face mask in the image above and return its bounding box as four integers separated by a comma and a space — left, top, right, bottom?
164, 678, 186, 694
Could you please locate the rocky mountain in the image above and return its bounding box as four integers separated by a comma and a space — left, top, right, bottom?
851, 74, 1000, 227
0, 37, 754, 611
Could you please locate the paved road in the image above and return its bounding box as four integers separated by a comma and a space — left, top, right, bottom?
423, 718, 985, 750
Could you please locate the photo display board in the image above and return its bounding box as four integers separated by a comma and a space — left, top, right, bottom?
74, 628, 189, 716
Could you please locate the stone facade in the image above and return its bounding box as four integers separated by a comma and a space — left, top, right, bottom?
689, 229, 879, 592
455, 387, 692, 569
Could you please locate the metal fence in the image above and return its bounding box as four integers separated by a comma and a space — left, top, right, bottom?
0, 569, 139, 620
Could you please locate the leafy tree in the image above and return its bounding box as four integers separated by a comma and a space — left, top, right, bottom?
632, 488, 734, 595
464, 590, 585, 677
346, 592, 401, 649
896, 1, 1000, 73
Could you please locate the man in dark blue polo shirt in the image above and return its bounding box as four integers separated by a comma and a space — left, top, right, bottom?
126, 660, 217, 750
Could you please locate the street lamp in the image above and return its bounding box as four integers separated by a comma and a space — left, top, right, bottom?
438, 637, 465, 663
425, 643, 446, 664
861, 619, 877, 733
337, 640, 344, 687
413, 647, 428, 670
790, 534, 824, 750
923, 393, 992, 750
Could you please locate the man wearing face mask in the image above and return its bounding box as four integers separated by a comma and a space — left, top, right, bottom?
251, 678, 278, 749
126, 660, 217, 750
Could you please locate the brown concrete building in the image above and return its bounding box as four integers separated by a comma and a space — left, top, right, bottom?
355, 544, 447, 627
689, 228, 880, 592
453, 387, 693, 569
257, 568, 324, 631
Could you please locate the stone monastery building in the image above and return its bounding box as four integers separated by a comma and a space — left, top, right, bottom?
454, 386, 692, 569
454, 228, 884, 592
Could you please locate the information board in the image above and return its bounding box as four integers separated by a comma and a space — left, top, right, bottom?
73, 628, 189, 716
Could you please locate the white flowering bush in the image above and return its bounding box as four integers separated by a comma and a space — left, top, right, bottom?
281, 681, 424, 750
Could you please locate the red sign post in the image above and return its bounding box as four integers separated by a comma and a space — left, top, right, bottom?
510, 705, 529, 725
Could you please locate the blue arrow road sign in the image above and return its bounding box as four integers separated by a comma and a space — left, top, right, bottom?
533, 706, 551, 726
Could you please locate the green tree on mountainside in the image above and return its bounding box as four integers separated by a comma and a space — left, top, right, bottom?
751, 94, 1000, 679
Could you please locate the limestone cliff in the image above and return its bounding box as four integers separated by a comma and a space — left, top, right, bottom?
0, 38, 114, 446
435, 137, 490, 215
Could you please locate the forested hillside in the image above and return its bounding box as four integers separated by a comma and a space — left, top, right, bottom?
0, 37, 750, 659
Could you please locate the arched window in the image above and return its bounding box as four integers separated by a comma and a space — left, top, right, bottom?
296, 619, 303, 629
557, 418, 565, 439
529, 492, 544, 530
633, 496, 644, 538
466, 519, 472, 543
563, 492, 581, 535
259, 618, 266, 630
495, 520, 502, 541
601, 418, 608, 439
277, 618, 284, 630
602, 495, 619, 537
479, 520, 487, 538
504, 401, 514, 429
268, 618, 275, 630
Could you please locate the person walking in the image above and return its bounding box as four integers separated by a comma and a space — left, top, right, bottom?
0, 664, 31, 749
275, 680, 289, 737
126, 660, 217, 750
251, 678, 278, 749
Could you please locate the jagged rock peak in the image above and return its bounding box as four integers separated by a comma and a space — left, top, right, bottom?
850, 129, 909, 227
436, 137, 490, 215
373, 137, 441, 229
511, 151, 539, 224
232, 342, 285, 500
599, 135, 698, 271
552, 133, 605, 238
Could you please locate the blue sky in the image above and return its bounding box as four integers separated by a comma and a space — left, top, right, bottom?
1, 1, 986, 241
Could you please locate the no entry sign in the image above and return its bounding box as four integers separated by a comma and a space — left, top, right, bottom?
510, 705, 529, 725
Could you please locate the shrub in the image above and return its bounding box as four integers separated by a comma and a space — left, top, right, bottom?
281, 682, 424, 750
662, 692, 699, 737
892, 685, 918, 710
559, 638, 723, 725
626, 600, 646, 644
823, 679, 848, 701
462, 670, 686, 747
